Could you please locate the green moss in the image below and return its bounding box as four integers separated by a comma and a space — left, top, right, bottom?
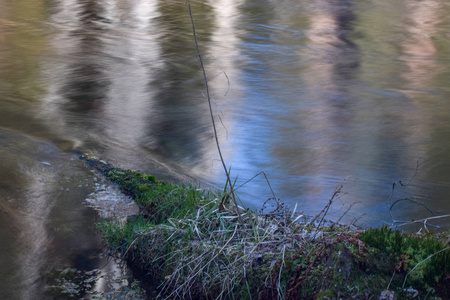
102, 167, 212, 224
360, 226, 450, 290
272, 233, 446, 300
106, 169, 157, 207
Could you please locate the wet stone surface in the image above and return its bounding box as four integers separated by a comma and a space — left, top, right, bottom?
77, 166, 145, 299
46, 260, 147, 300
85, 180, 140, 222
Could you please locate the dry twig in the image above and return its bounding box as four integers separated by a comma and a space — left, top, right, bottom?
186, 0, 243, 225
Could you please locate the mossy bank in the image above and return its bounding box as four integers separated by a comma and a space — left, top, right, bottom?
83, 158, 450, 299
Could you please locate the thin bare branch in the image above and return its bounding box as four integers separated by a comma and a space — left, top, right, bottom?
235, 171, 278, 204
186, 0, 243, 224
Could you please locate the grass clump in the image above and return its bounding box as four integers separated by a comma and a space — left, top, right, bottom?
84, 158, 450, 299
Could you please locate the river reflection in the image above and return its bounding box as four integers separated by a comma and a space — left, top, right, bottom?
0, 130, 115, 299
1, 0, 450, 298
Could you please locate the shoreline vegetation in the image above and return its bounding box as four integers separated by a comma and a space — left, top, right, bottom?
82, 157, 450, 300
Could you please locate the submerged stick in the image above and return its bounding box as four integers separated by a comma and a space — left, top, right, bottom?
186, 0, 243, 225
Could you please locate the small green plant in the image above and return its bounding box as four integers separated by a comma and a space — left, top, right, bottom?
360, 226, 450, 291
98, 215, 151, 251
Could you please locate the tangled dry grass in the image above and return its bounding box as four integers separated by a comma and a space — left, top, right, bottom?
151, 192, 346, 299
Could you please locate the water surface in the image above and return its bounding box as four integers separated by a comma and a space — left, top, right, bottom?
1, 0, 450, 298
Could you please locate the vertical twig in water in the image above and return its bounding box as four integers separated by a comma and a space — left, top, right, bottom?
186, 0, 243, 225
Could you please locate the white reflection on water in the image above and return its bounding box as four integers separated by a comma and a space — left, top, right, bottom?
0, 137, 62, 299
199, 0, 245, 178
399, 0, 441, 94
101, 0, 161, 152
41, 0, 163, 156
16, 166, 54, 300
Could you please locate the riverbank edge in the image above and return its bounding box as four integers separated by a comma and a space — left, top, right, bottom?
83, 157, 450, 299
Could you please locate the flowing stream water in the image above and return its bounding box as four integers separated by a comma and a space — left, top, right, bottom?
1, 0, 450, 298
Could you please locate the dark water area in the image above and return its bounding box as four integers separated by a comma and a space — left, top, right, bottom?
0, 130, 128, 299
1, 0, 450, 298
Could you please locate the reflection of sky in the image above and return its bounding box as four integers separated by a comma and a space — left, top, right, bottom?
223, 1, 364, 210
208, 0, 450, 226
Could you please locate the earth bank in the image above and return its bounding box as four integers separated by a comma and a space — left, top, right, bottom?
83, 158, 450, 300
